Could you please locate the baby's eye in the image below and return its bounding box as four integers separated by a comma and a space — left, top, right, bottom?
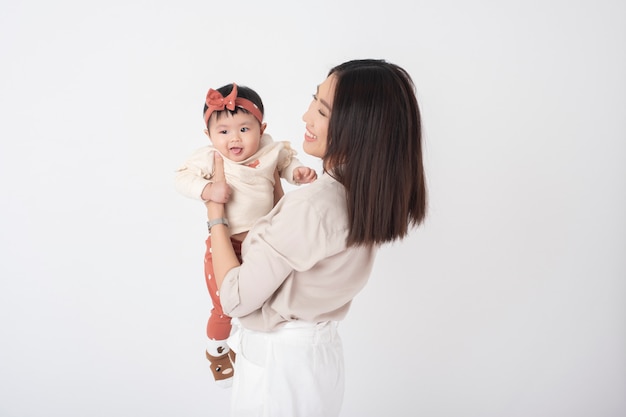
240, 127, 249, 133
219, 130, 228, 134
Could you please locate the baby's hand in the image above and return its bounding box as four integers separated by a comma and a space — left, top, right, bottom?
293, 166, 318, 184
209, 181, 231, 203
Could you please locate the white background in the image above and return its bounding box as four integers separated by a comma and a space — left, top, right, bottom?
1, 1, 625, 416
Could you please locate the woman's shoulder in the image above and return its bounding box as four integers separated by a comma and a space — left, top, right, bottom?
268, 173, 349, 250
281, 174, 347, 222
289, 172, 342, 197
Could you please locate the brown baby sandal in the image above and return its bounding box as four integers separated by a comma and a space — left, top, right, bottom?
205, 350, 234, 388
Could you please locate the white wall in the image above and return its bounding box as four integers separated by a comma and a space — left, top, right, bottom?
1, 1, 624, 416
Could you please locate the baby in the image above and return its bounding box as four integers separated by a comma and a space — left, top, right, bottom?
175, 83, 316, 387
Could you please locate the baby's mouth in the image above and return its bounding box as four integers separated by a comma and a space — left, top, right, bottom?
230, 147, 243, 155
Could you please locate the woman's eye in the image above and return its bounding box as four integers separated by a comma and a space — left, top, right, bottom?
312, 94, 327, 117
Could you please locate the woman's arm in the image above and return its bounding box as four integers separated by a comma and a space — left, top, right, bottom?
205, 153, 240, 289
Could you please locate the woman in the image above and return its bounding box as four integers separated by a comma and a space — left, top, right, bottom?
206, 59, 427, 416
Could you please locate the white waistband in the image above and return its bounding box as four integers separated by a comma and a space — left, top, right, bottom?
282, 320, 325, 329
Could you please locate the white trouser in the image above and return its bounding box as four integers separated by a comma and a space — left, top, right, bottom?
227, 320, 345, 417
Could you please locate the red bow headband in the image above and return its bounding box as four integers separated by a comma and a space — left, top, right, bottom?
204, 83, 263, 126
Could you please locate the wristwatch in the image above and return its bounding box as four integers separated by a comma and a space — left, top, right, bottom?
207, 218, 229, 232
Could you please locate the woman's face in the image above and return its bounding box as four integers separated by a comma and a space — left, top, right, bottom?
302, 74, 336, 159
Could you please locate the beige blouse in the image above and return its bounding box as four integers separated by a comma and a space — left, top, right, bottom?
220, 173, 378, 331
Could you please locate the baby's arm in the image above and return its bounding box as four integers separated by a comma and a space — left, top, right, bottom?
273, 168, 285, 205
292, 166, 318, 184
276, 143, 317, 185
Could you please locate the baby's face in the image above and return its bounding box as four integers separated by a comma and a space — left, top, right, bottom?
206, 111, 263, 162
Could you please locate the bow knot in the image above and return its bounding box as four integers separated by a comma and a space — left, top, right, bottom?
205, 84, 238, 118
206, 86, 237, 111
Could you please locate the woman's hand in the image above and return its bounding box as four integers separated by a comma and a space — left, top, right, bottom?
206, 152, 229, 219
